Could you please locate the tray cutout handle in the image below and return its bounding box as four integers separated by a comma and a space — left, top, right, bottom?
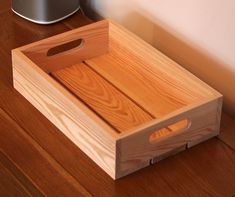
47, 39, 84, 57
21, 20, 109, 73
149, 118, 191, 143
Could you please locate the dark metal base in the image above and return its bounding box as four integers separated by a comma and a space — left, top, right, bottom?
12, 0, 80, 24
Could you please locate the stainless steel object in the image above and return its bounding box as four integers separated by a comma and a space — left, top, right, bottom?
12, 0, 80, 24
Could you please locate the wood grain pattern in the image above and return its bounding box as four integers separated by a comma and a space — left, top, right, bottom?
12, 49, 117, 178
21, 20, 109, 73
0, 8, 120, 195
86, 21, 221, 118
0, 150, 44, 197
0, 3, 235, 196
0, 107, 91, 197
0, 7, 72, 89
0, 162, 31, 197
0, 83, 175, 196
149, 119, 189, 143
116, 98, 222, 178
12, 19, 222, 179
170, 138, 235, 196
52, 63, 153, 132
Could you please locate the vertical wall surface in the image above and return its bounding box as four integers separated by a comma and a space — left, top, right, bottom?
86, 0, 235, 117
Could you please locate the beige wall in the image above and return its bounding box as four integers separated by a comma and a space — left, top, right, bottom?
87, 0, 235, 116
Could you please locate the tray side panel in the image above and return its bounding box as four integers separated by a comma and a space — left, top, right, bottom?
21, 20, 109, 73
12, 49, 117, 179
116, 98, 222, 178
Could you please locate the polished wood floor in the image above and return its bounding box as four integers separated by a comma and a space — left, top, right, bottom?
1, 1, 235, 196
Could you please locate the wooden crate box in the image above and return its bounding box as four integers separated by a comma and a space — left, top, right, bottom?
12, 20, 222, 179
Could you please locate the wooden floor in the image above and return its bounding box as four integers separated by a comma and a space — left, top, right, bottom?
1, 1, 235, 196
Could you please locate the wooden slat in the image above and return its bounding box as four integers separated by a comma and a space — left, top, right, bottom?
151, 138, 235, 196
168, 138, 235, 196
0, 150, 44, 197
85, 21, 220, 118
0, 108, 91, 197
52, 63, 153, 132
0, 162, 31, 197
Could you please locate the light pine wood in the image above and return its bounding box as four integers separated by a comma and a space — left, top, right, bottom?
12, 49, 117, 179
149, 119, 189, 143
20, 20, 109, 73
12, 19, 223, 179
1, 4, 234, 195
116, 98, 222, 178
86, 21, 220, 119
52, 63, 153, 132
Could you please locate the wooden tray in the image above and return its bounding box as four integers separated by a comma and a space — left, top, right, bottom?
12, 20, 223, 179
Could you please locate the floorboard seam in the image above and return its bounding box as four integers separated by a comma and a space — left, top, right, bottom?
0, 107, 93, 196
216, 136, 235, 152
